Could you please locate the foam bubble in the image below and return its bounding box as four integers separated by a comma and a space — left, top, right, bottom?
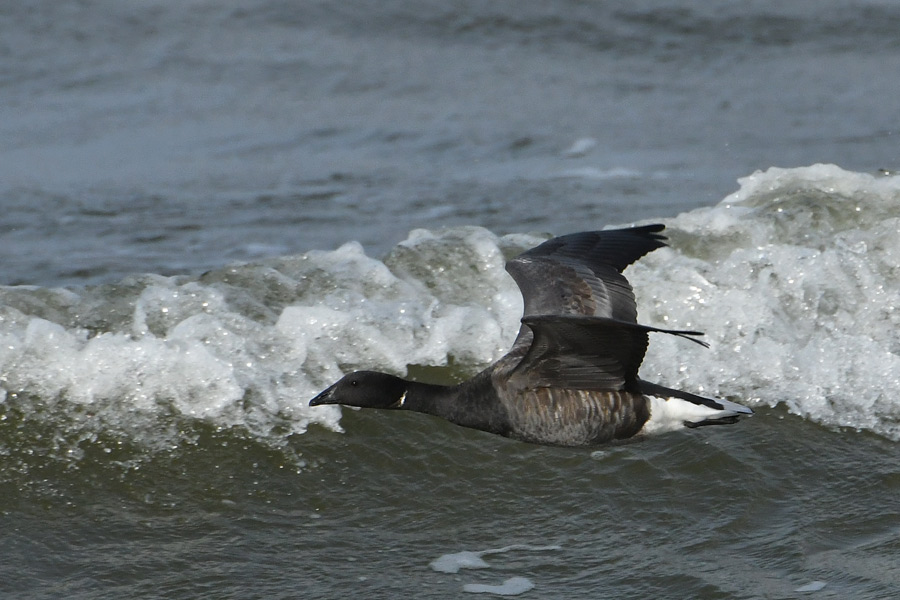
430, 545, 562, 574
795, 580, 828, 593
431, 545, 559, 596
430, 551, 491, 574
463, 577, 535, 596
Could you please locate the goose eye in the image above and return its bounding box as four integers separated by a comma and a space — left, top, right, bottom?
350, 380, 358, 387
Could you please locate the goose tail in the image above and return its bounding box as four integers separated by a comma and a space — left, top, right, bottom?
639, 380, 753, 435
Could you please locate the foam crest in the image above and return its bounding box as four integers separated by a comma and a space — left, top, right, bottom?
1, 165, 897, 457
0, 229, 538, 456
632, 165, 900, 439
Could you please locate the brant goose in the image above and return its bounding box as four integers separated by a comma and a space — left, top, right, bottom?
310, 224, 752, 446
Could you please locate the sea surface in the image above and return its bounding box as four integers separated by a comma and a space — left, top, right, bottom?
2, 2, 899, 598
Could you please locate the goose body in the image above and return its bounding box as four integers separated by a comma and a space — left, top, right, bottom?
310, 224, 752, 447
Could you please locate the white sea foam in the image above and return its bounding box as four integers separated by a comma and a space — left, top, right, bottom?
632, 165, 900, 440
1, 165, 898, 455
0, 228, 535, 453
431, 545, 559, 596
562, 137, 598, 158
429, 551, 491, 574
795, 580, 828, 593
430, 544, 562, 574
558, 166, 643, 180
463, 577, 535, 596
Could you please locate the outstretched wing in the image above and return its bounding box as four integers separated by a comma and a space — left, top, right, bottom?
501, 224, 670, 362
505, 224, 667, 324
509, 315, 707, 392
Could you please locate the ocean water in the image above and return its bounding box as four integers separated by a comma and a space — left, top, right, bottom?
2, 2, 900, 599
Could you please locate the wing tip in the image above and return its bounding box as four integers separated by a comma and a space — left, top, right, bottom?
522, 315, 712, 349
667, 329, 710, 348
627, 222, 667, 243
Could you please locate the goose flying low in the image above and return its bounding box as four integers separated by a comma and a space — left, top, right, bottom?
310, 224, 752, 446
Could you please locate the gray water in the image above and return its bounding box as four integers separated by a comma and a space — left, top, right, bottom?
3, 0, 899, 286
3, 406, 899, 599
2, 1, 900, 598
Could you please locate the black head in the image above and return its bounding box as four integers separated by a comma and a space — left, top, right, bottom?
309, 371, 410, 409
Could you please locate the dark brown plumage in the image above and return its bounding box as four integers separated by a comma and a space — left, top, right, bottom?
309, 224, 751, 446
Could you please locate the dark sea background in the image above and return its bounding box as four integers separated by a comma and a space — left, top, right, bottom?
2, 2, 899, 598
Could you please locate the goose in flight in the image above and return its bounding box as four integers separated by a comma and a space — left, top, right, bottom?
310, 224, 751, 446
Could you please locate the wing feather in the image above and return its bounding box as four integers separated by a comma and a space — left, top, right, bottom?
509, 315, 707, 392
505, 224, 666, 322
504, 224, 670, 356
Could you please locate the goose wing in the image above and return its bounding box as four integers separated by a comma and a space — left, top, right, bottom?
502, 224, 671, 365
510, 315, 706, 392
501, 224, 707, 391
505, 223, 667, 324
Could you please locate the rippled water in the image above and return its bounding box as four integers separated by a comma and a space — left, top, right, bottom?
4, 1, 900, 287
3, 405, 898, 598
3, 166, 899, 598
